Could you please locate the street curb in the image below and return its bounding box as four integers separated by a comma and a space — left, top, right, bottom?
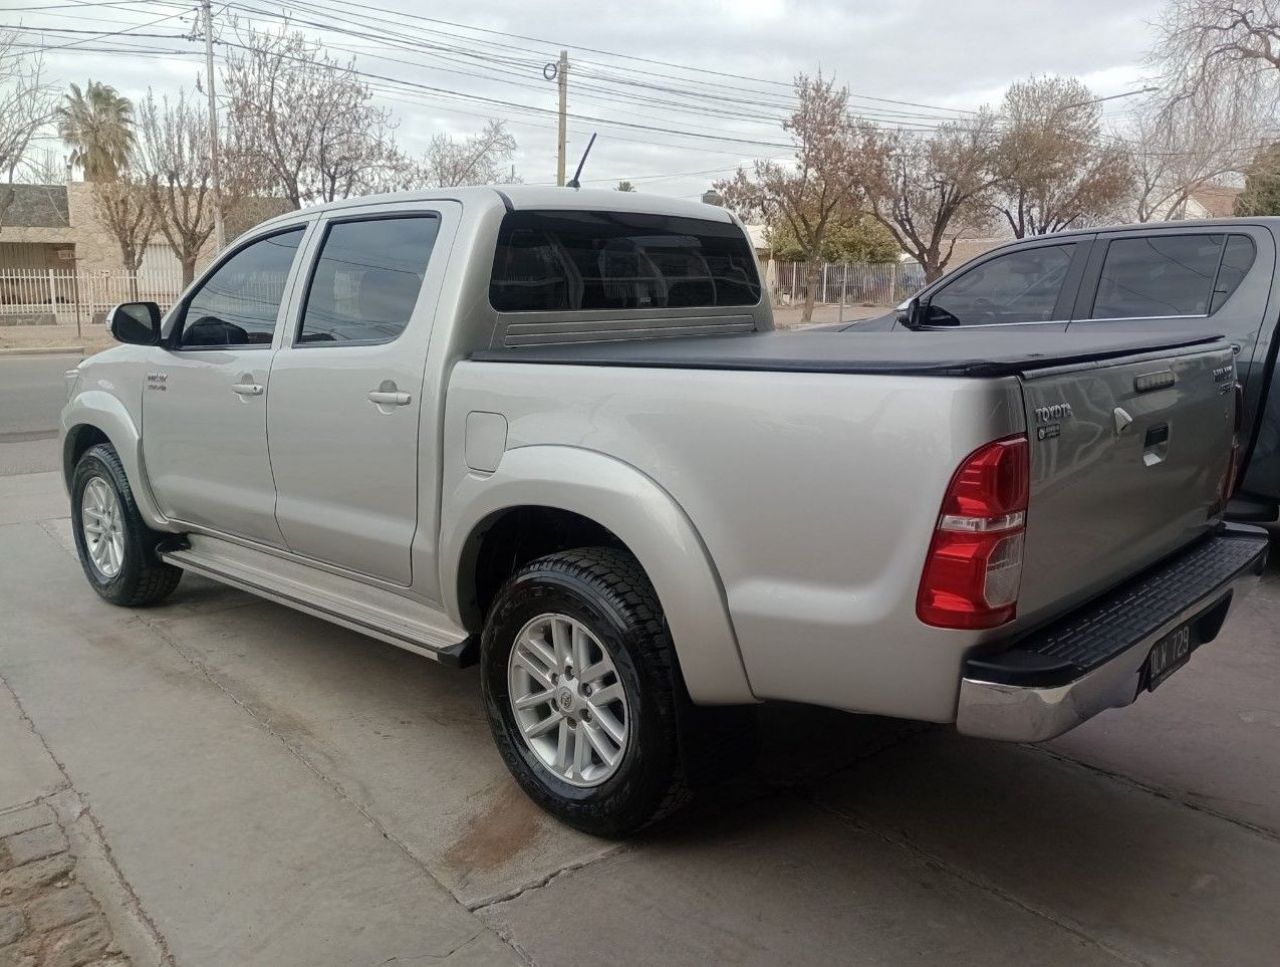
0, 346, 85, 357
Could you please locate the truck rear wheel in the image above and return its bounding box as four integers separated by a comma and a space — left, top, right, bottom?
71, 443, 182, 607
481, 547, 690, 836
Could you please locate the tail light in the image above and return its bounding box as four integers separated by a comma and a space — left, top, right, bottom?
917, 435, 1029, 629
1222, 382, 1244, 501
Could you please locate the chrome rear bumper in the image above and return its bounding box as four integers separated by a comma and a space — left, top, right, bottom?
956, 525, 1269, 743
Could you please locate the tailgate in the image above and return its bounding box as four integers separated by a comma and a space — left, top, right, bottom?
1015, 342, 1237, 626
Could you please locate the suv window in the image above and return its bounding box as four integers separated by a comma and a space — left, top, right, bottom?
924, 244, 1074, 326
179, 229, 304, 347
1091, 234, 1253, 319
489, 210, 761, 312
1212, 235, 1256, 313
297, 215, 440, 345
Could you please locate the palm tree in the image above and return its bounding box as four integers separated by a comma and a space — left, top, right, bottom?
57, 81, 135, 181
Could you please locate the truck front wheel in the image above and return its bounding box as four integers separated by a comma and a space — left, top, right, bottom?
71, 443, 182, 607
481, 547, 690, 836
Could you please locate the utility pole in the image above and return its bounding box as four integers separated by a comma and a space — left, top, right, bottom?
201, 0, 225, 251
555, 49, 568, 187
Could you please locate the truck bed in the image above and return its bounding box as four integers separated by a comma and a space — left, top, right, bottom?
472, 330, 1225, 377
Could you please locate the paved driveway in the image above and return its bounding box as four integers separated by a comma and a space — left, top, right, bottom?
2, 435, 1280, 965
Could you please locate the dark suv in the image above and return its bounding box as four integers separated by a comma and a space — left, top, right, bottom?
854, 219, 1280, 521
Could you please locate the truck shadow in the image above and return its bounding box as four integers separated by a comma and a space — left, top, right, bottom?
656, 703, 1280, 961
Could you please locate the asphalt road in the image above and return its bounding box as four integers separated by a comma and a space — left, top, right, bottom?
0, 354, 78, 478
3, 435, 1280, 966
0, 353, 76, 439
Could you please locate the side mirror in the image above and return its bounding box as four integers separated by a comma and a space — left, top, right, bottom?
107, 302, 162, 346
895, 297, 922, 330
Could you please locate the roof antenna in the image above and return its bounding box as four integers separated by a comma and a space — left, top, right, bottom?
565, 132, 597, 189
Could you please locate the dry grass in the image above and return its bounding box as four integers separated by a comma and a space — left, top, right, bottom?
0, 323, 118, 354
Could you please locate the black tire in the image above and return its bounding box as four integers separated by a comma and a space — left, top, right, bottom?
70, 443, 182, 607
481, 547, 691, 837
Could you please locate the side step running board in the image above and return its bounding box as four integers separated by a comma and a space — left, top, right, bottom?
160, 536, 478, 668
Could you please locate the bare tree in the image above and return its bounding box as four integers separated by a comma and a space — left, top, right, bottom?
1139, 3, 1279, 222
1130, 91, 1258, 220
93, 177, 154, 298
136, 91, 218, 285
0, 33, 57, 230
857, 112, 1000, 282
224, 20, 409, 208
20, 147, 66, 184
416, 120, 517, 188
716, 74, 865, 322
991, 76, 1134, 236
1156, 0, 1280, 108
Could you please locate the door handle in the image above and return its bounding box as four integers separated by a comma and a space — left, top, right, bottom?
231, 382, 264, 397
368, 389, 411, 406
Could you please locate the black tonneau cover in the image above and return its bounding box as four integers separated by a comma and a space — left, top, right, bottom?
471, 330, 1225, 378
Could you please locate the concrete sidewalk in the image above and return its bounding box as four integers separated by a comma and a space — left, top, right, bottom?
0, 515, 520, 967
1, 659, 159, 966
4, 447, 1280, 966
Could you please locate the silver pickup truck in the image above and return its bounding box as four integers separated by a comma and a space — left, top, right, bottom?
60, 188, 1268, 835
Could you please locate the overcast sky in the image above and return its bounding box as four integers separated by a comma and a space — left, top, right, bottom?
4, 0, 1169, 200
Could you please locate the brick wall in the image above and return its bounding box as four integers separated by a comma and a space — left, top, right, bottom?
64, 183, 127, 274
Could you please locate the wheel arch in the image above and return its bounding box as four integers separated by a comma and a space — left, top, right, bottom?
61, 391, 171, 531
441, 446, 756, 705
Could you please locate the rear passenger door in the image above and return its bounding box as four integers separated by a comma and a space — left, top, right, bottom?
914, 239, 1088, 332
1066, 226, 1279, 493
265, 202, 458, 586
1067, 229, 1266, 347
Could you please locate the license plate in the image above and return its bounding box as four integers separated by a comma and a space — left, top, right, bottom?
1146, 624, 1192, 691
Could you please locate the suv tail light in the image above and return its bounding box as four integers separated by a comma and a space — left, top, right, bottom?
917, 435, 1029, 630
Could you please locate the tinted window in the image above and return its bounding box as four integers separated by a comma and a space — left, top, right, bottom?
1211, 235, 1256, 313
925, 245, 1074, 326
490, 210, 761, 312
1092, 234, 1224, 319
298, 216, 440, 345
180, 229, 303, 347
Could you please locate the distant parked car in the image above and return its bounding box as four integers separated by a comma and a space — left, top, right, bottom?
849, 219, 1280, 522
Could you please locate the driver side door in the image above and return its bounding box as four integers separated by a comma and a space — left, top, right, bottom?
142, 224, 311, 547
914, 240, 1088, 331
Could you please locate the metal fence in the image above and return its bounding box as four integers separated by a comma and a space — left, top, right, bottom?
0, 268, 185, 326
1, 261, 929, 326
769, 260, 926, 309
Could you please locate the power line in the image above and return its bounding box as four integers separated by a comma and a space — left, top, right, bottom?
222, 0, 971, 136
223, 2, 779, 123
21, 4, 1259, 172
1, 0, 170, 9
300, 0, 982, 117
14, 4, 976, 139
240, 0, 979, 118
207, 33, 800, 150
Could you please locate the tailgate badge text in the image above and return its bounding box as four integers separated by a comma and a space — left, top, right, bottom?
1034, 402, 1072, 424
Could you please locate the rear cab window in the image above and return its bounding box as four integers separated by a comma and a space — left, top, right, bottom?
489, 210, 761, 312
1090, 234, 1256, 319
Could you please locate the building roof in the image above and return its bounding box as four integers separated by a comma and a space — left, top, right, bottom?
1, 184, 69, 228
1189, 183, 1241, 218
